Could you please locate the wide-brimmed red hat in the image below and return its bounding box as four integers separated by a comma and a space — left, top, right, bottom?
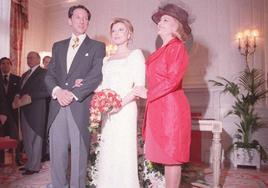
152, 3, 191, 35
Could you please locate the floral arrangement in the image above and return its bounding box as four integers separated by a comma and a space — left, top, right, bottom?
87, 127, 101, 187
89, 89, 122, 129
137, 124, 165, 188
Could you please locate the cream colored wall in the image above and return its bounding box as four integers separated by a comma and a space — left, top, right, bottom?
24, 0, 268, 164
43, 0, 159, 53
21, 0, 46, 74
34, 0, 268, 87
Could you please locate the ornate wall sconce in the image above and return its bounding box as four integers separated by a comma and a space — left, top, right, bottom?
236, 29, 259, 63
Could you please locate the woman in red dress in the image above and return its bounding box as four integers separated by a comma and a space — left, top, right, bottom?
134, 3, 192, 188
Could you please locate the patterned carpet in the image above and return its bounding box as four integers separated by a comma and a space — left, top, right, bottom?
0, 162, 267, 188
0, 162, 50, 188
218, 166, 268, 188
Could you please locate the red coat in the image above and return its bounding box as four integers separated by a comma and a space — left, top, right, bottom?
143, 38, 191, 164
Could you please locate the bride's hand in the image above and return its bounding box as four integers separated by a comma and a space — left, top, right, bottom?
108, 107, 121, 115
132, 86, 147, 99
73, 79, 83, 88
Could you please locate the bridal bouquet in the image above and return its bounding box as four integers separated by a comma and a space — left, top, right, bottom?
89, 89, 122, 129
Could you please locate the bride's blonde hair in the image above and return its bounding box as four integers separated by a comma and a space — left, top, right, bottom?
110, 17, 134, 40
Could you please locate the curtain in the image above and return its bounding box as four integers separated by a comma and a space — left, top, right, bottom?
0, 1, 11, 59
10, 0, 28, 75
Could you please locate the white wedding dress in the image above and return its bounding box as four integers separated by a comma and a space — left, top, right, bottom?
96, 49, 145, 188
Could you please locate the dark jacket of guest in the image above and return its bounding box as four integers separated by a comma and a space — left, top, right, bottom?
0, 73, 21, 122
19, 66, 49, 138
0, 81, 8, 116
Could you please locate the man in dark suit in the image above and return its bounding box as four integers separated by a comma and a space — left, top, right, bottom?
0, 57, 21, 123
0, 80, 8, 164
45, 5, 105, 188
19, 51, 49, 175
0, 57, 22, 165
41, 55, 52, 162
0, 81, 8, 121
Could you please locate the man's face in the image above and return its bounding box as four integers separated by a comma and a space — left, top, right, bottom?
27, 52, 40, 68
0, 59, 12, 74
68, 8, 89, 36
42, 57, 51, 69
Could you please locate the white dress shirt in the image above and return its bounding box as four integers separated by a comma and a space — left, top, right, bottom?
52, 33, 86, 99
66, 33, 86, 73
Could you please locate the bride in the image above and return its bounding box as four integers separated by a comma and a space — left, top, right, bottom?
96, 18, 145, 188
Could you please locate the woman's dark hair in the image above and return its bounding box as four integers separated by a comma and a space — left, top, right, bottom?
68, 5, 91, 20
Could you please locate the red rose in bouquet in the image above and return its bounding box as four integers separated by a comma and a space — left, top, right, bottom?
89, 89, 122, 128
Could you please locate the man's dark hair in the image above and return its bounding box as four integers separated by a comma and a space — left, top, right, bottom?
68, 5, 91, 21
0, 57, 12, 65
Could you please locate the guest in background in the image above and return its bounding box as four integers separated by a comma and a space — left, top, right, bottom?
0, 81, 8, 123
45, 5, 105, 188
0, 79, 7, 125
0, 57, 22, 166
41, 55, 52, 162
133, 3, 192, 188
42, 56, 51, 69
0, 82, 8, 125
95, 18, 145, 188
18, 51, 49, 175
0, 80, 8, 165
0, 80, 8, 125
0, 57, 20, 131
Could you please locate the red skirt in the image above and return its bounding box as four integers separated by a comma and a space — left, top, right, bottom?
144, 125, 182, 165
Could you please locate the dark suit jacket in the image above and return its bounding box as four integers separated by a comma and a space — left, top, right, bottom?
0, 73, 21, 122
20, 66, 49, 138
45, 36, 105, 148
0, 81, 8, 135
0, 80, 7, 116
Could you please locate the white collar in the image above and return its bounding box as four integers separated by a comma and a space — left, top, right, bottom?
71, 33, 86, 42
1, 72, 10, 77
29, 65, 39, 73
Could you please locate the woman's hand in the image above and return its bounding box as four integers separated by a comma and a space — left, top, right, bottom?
108, 107, 121, 115
132, 86, 147, 99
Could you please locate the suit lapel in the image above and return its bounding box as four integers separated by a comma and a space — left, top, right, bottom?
61, 39, 70, 78
0, 73, 7, 94
19, 72, 27, 87
67, 36, 92, 77
7, 74, 14, 95
0, 73, 3, 84
22, 66, 41, 89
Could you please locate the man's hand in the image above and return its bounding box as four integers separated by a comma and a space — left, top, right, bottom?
55, 88, 74, 106
12, 95, 21, 109
0, 114, 7, 125
20, 94, 32, 105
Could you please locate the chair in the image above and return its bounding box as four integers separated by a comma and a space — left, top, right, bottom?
0, 137, 17, 166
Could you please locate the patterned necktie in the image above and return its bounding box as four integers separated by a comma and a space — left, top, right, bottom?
3, 75, 8, 86
72, 37, 80, 49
